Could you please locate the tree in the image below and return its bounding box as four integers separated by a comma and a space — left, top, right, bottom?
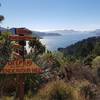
92, 56, 100, 68
0, 32, 12, 67
83, 55, 95, 66
28, 37, 45, 61
92, 56, 100, 82
23, 37, 46, 94
93, 42, 100, 56
0, 15, 4, 22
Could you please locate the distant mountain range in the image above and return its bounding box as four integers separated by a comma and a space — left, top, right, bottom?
0, 27, 61, 37
0, 27, 6, 32
32, 31, 61, 37
90, 29, 100, 36
48, 29, 100, 36
0, 27, 100, 37
48, 29, 81, 35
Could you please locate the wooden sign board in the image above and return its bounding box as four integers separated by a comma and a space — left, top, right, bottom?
16, 28, 32, 35
0, 67, 43, 74
9, 35, 33, 41
0, 59, 43, 74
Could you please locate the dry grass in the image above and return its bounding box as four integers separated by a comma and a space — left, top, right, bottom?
31, 79, 83, 100
2, 80, 94, 100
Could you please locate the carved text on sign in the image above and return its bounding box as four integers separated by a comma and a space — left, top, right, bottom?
16, 28, 32, 35
0, 59, 43, 74
7, 59, 32, 67
0, 67, 43, 74
9, 35, 33, 41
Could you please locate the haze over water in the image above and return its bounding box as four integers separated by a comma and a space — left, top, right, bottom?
40, 33, 97, 51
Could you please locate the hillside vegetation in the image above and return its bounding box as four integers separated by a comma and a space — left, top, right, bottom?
0, 32, 100, 100
58, 36, 100, 59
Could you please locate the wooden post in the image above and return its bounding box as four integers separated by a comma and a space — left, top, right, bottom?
19, 75, 24, 100
8, 29, 32, 100
16, 75, 24, 100
18, 34, 25, 100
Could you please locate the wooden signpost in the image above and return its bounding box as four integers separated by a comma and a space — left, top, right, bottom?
0, 28, 42, 100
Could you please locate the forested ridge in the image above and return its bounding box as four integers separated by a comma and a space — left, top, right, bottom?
58, 36, 100, 59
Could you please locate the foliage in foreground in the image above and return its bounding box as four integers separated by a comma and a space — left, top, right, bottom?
0, 31, 100, 100
25, 80, 82, 100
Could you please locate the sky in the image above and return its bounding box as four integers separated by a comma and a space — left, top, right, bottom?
0, 0, 100, 31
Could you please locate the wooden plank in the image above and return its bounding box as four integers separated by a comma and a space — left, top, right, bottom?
9, 35, 33, 41
0, 67, 43, 74
0, 59, 43, 74
16, 28, 32, 35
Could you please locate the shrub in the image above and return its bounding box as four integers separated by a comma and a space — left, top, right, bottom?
92, 56, 100, 68
92, 56, 100, 82
74, 80, 97, 100
36, 80, 82, 100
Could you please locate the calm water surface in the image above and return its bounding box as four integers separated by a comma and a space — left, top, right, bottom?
40, 34, 96, 51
